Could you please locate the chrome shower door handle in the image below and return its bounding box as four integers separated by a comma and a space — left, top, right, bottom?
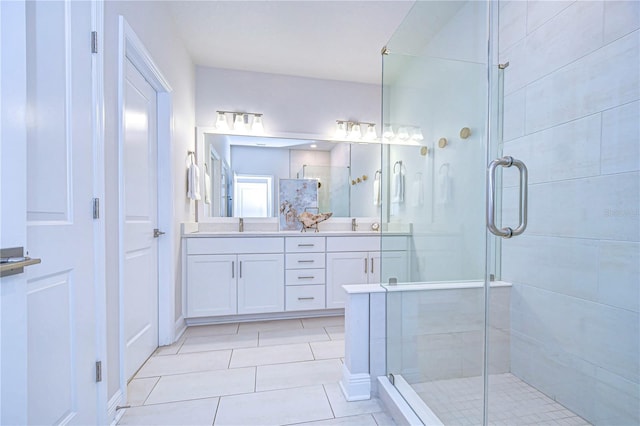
487, 156, 528, 239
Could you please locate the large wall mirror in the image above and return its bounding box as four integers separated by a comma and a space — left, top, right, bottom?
195, 127, 382, 221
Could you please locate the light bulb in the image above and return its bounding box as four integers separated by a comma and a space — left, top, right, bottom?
349, 123, 362, 140
251, 114, 264, 134
334, 121, 347, 139
397, 127, 410, 140
364, 124, 377, 140
216, 112, 229, 131
411, 127, 424, 141
233, 114, 246, 131
382, 125, 394, 140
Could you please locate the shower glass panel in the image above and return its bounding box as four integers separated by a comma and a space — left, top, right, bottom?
382, 1, 639, 425
381, 2, 492, 424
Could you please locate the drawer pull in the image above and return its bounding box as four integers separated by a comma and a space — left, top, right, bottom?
297, 244, 315, 247
297, 260, 314, 263
298, 297, 315, 301
298, 276, 315, 280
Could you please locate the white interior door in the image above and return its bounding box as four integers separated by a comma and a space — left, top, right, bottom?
0, 0, 99, 424
123, 58, 159, 381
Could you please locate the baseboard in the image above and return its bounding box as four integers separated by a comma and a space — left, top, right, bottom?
339, 364, 371, 401
185, 309, 344, 326
108, 389, 125, 426
174, 315, 187, 342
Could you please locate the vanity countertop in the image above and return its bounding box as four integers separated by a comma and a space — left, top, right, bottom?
182, 231, 410, 238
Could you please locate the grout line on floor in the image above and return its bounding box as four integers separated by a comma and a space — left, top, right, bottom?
253, 366, 257, 393
211, 395, 221, 426
140, 376, 161, 406
308, 342, 317, 360
321, 384, 337, 419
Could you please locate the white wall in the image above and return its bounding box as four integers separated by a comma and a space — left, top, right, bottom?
196, 66, 380, 137
499, 2, 639, 424
103, 0, 195, 408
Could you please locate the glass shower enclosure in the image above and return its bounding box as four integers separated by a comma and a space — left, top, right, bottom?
380, 1, 639, 425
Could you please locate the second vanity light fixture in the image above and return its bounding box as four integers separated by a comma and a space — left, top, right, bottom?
382, 124, 424, 144
215, 110, 264, 134
334, 120, 378, 142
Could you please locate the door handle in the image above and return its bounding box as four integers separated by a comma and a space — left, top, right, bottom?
364, 257, 368, 274
232, 261, 235, 279
153, 228, 165, 238
487, 156, 528, 238
370, 257, 374, 274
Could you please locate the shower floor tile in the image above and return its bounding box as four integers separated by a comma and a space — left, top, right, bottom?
413, 373, 592, 426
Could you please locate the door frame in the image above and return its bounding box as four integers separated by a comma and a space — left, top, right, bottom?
117, 15, 175, 405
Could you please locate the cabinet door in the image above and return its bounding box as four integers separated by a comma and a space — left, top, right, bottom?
187, 254, 237, 317
237, 253, 285, 314
326, 251, 369, 309
379, 250, 409, 284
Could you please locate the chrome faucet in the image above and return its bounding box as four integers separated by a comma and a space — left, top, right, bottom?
239, 217, 244, 232
351, 218, 357, 232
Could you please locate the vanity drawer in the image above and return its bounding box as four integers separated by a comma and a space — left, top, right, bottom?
286, 252, 326, 269
187, 237, 284, 255
285, 237, 326, 253
286, 268, 325, 286
326, 236, 379, 252
286, 285, 326, 311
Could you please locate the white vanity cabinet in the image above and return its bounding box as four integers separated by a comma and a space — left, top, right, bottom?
187, 254, 237, 317
186, 237, 284, 318
325, 236, 408, 308
326, 237, 378, 309
285, 236, 326, 311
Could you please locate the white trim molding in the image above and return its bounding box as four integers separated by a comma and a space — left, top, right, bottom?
117, 14, 176, 405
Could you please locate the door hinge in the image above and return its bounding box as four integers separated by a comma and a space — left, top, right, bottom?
91, 31, 98, 54
95, 361, 102, 382
93, 198, 100, 219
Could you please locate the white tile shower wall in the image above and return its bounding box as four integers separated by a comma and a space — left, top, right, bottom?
500, 2, 639, 424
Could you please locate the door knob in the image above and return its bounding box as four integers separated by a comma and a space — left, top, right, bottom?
153, 229, 166, 238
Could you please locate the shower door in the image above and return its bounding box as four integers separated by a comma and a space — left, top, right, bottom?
381, 2, 494, 425
382, 1, 639, 425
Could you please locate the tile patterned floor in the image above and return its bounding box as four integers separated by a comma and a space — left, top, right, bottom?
119, 316, 396, 426
413, 373, 592, 426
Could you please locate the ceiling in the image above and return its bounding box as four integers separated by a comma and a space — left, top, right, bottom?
166, 1, 416, 85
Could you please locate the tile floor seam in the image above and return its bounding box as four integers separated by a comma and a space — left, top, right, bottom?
211, 395, 221, 426
139, 376, 161, 406
321, 384, 337, 419
308, 342, 317, 360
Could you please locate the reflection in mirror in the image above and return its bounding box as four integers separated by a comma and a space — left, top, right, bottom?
297, 165, 350, 217
196, 129, 381, 221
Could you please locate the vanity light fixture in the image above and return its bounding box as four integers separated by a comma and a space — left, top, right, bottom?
334, 120, 377, 142
251, 114, 264, 134
364, 124, 377, 141
397, 127, 410, 141
349, 123, 362, 140
215, 111, 230, 131
381, 123, 424, 145
215, 110, 265, 135
233, 113, 246, 132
